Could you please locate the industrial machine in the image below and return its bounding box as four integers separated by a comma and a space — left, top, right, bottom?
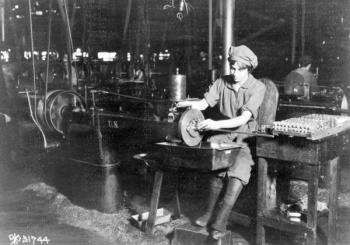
277, 85, 349, 120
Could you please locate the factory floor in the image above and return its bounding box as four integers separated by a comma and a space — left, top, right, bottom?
0, 147, 350, 245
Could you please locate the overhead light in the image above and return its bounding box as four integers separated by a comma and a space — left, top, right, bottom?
98, 52, 117, 62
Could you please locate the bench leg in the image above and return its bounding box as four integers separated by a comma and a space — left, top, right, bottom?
256, 158, 268, 245
327, 157, 339, 245
306, 164, 319, 245
146, 170, 163, 235
174, 174, 182, 219
256, 219, 266, 245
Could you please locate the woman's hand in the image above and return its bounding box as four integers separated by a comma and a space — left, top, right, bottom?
176, 101, 192, 108
197, 119, 220, 130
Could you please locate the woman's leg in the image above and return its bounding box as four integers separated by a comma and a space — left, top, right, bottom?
210, 177, 243, 239
195, 176, 224, 227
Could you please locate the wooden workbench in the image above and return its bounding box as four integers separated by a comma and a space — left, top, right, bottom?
256, 133, 348, 245
139, 142, 243, 235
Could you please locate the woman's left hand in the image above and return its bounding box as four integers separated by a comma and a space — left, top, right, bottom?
197, 119, 220, 131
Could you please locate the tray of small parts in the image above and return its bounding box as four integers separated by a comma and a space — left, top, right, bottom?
272, 114, 350, 140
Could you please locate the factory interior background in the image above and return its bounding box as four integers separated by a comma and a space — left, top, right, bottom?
0, 0, 349, 244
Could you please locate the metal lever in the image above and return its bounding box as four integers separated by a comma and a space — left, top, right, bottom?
211, 128, 275, 138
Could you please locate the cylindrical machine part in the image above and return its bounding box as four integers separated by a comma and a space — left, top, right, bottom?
222, 0, 235, 76
169, 73, 186, 101
210, 69, 219, 83
303, 83, 310, 100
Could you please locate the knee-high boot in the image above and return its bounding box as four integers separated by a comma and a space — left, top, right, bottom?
210, 177, 243, 238
195, 176, 223, 227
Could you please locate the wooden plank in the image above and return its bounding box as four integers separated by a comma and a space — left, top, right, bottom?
259, 210, 309, 234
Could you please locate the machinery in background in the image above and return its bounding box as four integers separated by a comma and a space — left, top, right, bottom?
276, 84, 349, 120
66, 69, 201, 166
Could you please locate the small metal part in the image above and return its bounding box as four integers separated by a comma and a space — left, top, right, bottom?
272, 114, 350, 139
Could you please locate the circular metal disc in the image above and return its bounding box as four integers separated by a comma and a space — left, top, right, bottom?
178, 109, 205, 146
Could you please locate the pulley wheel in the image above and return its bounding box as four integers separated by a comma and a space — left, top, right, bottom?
37, 90, 86, 134
178, 109, 204, 146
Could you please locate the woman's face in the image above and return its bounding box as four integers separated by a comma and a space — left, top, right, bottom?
230, 63, 249, 83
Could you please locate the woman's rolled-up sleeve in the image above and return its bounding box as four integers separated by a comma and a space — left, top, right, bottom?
204, 79, 221, 107
241, 82, 266, 119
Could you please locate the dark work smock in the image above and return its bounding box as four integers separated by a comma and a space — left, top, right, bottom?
203, 74, 266, 184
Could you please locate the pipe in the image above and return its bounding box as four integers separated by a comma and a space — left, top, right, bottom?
222, 0, 235, 76
219, 0, 223, 37
291, 0, 297, 65
301, 0, 306, 57
122, 0, 133, 45
44, 0, 53, 127
0, 0, 4, 42
81, 2, 87, 51
57, 0, 73, 87
208, 0, 213, 71
27, 0, 38, 120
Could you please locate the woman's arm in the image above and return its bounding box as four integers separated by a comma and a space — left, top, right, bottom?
197, 110, 252, 130
176, 99, 209, 111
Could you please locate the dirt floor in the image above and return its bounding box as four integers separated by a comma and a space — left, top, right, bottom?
0, 149, 350, 245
